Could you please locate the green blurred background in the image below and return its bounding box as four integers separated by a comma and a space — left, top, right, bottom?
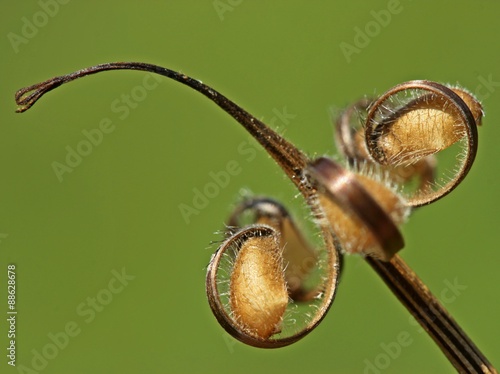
1, 1, 498, 373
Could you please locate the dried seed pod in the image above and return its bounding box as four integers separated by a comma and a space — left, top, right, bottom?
230, 234, 288, 339
307, 157, 408, 261
335, 98, 436, 194
206, 222, 340, 348
364, 80, 481, 206
228, 197, 319, 301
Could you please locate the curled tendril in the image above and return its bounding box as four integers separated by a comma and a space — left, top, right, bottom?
207, 198, 340, 348
335, 80, 483, 207
14, 63, 496, 372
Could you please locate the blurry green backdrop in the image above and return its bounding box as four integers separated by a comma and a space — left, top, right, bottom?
1, 1, 498, 373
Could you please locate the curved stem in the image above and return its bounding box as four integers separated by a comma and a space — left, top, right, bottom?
15, 62, 309, 190
366, 255, 497, 374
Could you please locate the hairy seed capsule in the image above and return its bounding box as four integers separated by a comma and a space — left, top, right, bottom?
334, 98, 436, 194
230, 236, 289, 339
318, 175, 406, 259
367, 86, 482, 166
228, 197, 318, 300
310, 158, 406, 260
374, 94, 463, 164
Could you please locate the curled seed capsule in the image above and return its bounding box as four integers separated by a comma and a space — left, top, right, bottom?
335, 98, 436, 193
364, 80, 481, 206
228, 197, 319, 301
207, 221, 340, 348
307, 157, 408, 261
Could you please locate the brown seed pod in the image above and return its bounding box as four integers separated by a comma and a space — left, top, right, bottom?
229, 232, 289, 339
206, 221, 340, 348
307, 157, 407, 261
228, 197, 320, 301
335, 98, 436, 194
364, 80, 482, 206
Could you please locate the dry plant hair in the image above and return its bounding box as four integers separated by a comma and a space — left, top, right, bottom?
15, 62, 496, 373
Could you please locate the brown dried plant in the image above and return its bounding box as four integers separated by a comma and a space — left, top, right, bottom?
15, 62, 496, 373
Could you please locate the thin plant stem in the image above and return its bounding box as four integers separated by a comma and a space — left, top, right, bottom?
366, 255, 497, 374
